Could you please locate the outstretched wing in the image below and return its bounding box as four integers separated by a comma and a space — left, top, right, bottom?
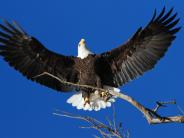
96, 7, 181, 87
0, 20, 79, 92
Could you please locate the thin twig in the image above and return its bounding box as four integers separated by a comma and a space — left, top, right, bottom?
112, 104, 117, 134
177, 105, 184, 115
153, 100, 176, 112
105, 116, 113, 130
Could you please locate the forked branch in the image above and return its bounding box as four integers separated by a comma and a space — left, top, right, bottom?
53, 109, 128, 138
33, 72, 184, 124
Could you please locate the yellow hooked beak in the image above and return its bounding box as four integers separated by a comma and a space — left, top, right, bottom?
79, 38, 86, 46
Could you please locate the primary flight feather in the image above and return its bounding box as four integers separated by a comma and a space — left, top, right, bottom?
0, 7, 181, 111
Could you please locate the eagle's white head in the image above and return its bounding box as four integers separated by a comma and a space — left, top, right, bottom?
77, 38, 93, 59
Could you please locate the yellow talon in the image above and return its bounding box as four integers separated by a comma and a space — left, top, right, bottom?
100, 91, 108, 98
84, 97, 90, 106
100, 91, 112, 101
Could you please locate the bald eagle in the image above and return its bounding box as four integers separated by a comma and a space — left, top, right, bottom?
0, 8, 181, 111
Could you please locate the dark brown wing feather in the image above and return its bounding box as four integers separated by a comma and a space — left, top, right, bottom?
96, 7, 181, 87
0, 20, 79, 92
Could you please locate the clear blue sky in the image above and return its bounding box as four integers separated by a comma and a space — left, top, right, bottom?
0, 0, 183, 138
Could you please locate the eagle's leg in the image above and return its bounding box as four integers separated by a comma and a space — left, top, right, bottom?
82, 91, 90, 106
84, 97, 90, 106
100, 90, 112, 101
96, 77, 112, 101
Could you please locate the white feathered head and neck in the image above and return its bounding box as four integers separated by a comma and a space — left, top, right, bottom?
77, 38, 93, 59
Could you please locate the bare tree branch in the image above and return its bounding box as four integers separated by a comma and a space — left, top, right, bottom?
34, 72, 184, 124
53, 110, 125, 138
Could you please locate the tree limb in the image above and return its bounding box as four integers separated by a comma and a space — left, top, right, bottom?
109, 90, 184, 124
33, 72, 184, 124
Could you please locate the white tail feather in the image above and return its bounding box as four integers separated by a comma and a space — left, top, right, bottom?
66, 86, 120, 111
